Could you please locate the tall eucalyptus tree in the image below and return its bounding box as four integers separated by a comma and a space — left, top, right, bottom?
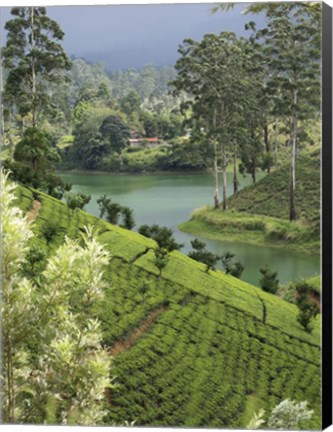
249, 2, 321, 220
3, 7, 71, 191
3, 7, 71, 128
173, 32, 250, 210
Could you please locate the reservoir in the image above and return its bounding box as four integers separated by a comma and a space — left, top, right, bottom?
59, 171, 320, 286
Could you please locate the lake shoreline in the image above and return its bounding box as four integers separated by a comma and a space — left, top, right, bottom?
57, 168, 211, 176
59, 171, 320, 285
179, 207, 319, 257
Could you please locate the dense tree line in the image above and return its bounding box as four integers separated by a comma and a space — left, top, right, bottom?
1, 3, 320, 214
172, 2, 320, 220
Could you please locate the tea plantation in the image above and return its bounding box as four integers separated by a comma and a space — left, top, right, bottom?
15, 185, 321, 429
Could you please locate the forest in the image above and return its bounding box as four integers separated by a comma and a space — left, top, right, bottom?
1, 2, 322, 429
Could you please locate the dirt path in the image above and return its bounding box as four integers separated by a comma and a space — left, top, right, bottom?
26, 200, 42, 223
108, 306, 166, 356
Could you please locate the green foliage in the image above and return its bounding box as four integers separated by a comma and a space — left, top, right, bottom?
190, 238, 206, 251
305, 275, 321, 294
153, 248, 169, 276
221, 251, 245, 278
230, 151, 320, 227
267, 399, 313, 430
97, 194, 135, 229
65, 192, 91, 211
100, 115, 130, 154
260, 152, 274, 173
1, 171, 111, 424
138, 224, 183, 252
120, 206, 135, 230
5, 127, 68, 198
259, 267, 279, 294
21, 239, 47, 278
247, 399, 313, 430
188, 239, 219, 273
42, 221, 59, 244
251, 2, 320, 220
12, 182, 321, 428
97, 194, 122, 224
120, 90, 141, 116
181, 151, 320, 254
295, 281, 319, 333
3, 7, 71, 125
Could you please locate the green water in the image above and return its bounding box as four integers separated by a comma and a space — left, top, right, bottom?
59, 171, 320, 286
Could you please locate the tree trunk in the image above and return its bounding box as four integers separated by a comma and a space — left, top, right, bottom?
30, 7, 37, 128
221, 144, 228, 210
264, 123, 271, 173
212, 152, 219, 209
274, 120, 279, 166
233, 140, 238, 194
290, 114, 297, 221
252, 157, 256, 183
250, 129, 256, 183
211, 111, 219, 208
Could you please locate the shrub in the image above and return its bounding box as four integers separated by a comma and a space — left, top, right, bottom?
97, 195, 135, 229
190, 250, 219, 273
65, 192, 91, 211
42, 221, 59, 244
139, 224, 183, 252
267, 399, 313, 430
120, 207, 136, 230
259, 267, 279, 294
2, 171, 112, 424
97, 194, 122, 224
295, 281, 319, 332
221, 252, 244, 279
153, 248, 169, 277
188, 239, 219, 273
190, 238, 206, 251
22, 241, 47, 278
248, 399, 313, 430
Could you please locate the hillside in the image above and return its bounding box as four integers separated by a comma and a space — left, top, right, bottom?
16, 185, 321, 428
229, 150, 320, 229
180, 151, 320, 255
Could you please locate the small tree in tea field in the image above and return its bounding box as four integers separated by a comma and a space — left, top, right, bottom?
295, 280, 319, 332
220, 251, 244, 278
120, 206, 135, 230
153, 248, 169, 277
259, 266, 279, 294
65, 192, 91, 211
188, 239, 219, 273
139, 224, 183, 252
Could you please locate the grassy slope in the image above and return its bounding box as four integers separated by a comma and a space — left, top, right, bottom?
228, 149, 320, 226
306, 275, 321, 294
16, 185, 321, 428
180, 150, 320, 254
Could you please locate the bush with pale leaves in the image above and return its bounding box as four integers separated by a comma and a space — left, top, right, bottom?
1, 170, 112, 425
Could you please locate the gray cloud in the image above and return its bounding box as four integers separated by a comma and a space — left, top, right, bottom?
1, 3, 263, 71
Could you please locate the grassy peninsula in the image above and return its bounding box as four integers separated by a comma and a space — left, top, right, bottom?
180, 150, 320, 255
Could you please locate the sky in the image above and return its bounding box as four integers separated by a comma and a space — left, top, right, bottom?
0, 3, 264, 71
